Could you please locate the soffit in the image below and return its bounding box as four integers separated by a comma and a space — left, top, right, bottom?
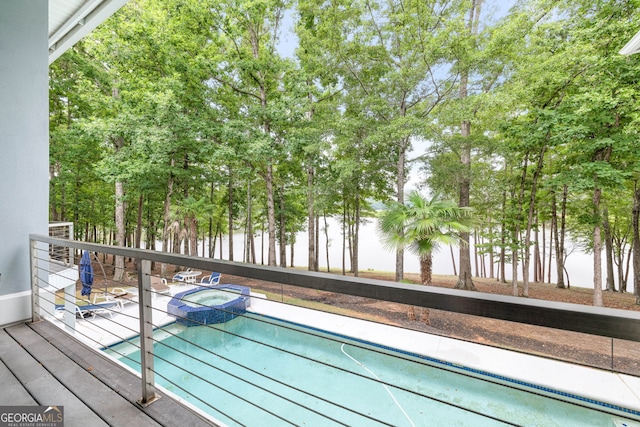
49, 0, 129, 64
620, 29, 640, 56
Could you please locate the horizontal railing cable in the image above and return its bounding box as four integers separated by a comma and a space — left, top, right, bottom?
31, 234, 640, 343
149, 301, 520, 426
30, 235, 638, 426
149, 321, 395, 427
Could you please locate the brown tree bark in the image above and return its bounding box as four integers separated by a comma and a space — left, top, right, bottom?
632, 185, 640, 304
455, 0, 482, 291
228, 168, 234, 262
279, 185, 287, 268
593, 186, 604, 307
603, 206, 616, 292
522, 144, 547, 297
160, 159, 174, 278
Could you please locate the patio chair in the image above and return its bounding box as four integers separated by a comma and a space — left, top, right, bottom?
112, 287, 138, 307
55, 302, 119, 320
150, 276, 171, 297
200, 272, 221, 286
172, 268, 193, 282
92, 287, 137, 309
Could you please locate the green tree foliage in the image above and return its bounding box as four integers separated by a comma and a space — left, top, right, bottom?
49, 0, 640, 304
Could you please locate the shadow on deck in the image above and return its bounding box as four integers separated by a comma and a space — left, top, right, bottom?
0, 321, 217, 427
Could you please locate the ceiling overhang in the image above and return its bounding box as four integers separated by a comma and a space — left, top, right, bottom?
620, 29, 640, 56
49, 0, 129, 64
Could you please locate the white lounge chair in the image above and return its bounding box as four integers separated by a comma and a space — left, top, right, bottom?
55, 302, 119, 320
93, 287, 137, 309
150, 276, 171, 297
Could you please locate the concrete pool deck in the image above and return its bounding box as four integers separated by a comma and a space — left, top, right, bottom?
50, 286, 640, 423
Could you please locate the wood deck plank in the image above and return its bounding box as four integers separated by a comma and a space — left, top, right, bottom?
0, 330, 38, 405
1, 321, 218, 427
5, 323, 162, 427
0, 325, 108, 427
29, 321, 217, 427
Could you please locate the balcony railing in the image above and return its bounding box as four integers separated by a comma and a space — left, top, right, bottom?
29, 233, 640, 424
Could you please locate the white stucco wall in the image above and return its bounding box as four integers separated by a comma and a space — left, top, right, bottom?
0, 1, 49, 325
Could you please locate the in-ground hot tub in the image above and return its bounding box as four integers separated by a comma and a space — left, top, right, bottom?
167, 284, 250, 326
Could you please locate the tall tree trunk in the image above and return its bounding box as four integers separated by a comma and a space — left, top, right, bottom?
512, 153, 529, 296
308, 165, 317, 271
395, 137, 407, 282
316, 214, 320, 269
324, 214, 331, 272
488, 211, 494, 279
114, 179, 126, 281
113, 132, 126, 282
548, 219, 553, 283
522, 144, 547, 297
455, 0, 482, 291
473, 233, 479, 277
208, 182, 214, 258
290, 240, 295, 267
540, 221, 545, 283
112, 83, 126, 281
341, 202, 347, 275
603, 206, 616, 292
187, 214, 197, 257
246, 179, 253, 263
135, 194, 143, 250
228, 169, 234, 262
449, 245, 457, 276
499, 189, 507, 283
266, 162, 277, 266
353, 189, 360, 277
553, 185, 568, 288
632, 185, 640, 304
593, 186, 604, 307
592, 146, 612, 306
279, 185, 286, 268
161, 161, 174, 278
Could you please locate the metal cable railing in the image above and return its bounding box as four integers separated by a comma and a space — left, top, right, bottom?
33, 255, 520, 425
29, 234, 640, 426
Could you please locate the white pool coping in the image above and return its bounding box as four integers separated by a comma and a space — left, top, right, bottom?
49, 288, 640, 421
247, 296, 640, 421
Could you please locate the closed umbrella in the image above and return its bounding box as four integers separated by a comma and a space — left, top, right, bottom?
79, 250, 94, 297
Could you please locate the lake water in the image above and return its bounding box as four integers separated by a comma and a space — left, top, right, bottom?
165, 217, 631, 290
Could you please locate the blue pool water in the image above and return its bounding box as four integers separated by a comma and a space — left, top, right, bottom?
105, 314, 639, 427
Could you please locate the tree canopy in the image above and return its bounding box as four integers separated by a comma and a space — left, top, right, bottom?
49, 0, 640, 305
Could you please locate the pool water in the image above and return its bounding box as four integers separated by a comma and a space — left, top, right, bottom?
106, 315, 639, 427
181, 289, 237, 307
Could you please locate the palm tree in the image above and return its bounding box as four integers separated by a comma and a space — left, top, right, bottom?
378, 191, 475, 286
378, 191, 475, 322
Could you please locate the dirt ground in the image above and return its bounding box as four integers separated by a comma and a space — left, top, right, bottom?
220, 271, 640, 377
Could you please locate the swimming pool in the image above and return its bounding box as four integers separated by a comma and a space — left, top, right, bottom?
106, 314, 640, 427
167, 285, 250, 326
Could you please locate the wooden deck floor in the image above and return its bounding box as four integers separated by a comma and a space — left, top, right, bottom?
0, 321, 218, 427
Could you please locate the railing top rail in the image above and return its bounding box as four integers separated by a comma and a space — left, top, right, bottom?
31, 234, 640, 342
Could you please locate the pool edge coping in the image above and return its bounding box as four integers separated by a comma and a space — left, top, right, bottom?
247, 295, 640, 420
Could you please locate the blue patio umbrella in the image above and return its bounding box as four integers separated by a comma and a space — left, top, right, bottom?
79, 250, 94, 297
